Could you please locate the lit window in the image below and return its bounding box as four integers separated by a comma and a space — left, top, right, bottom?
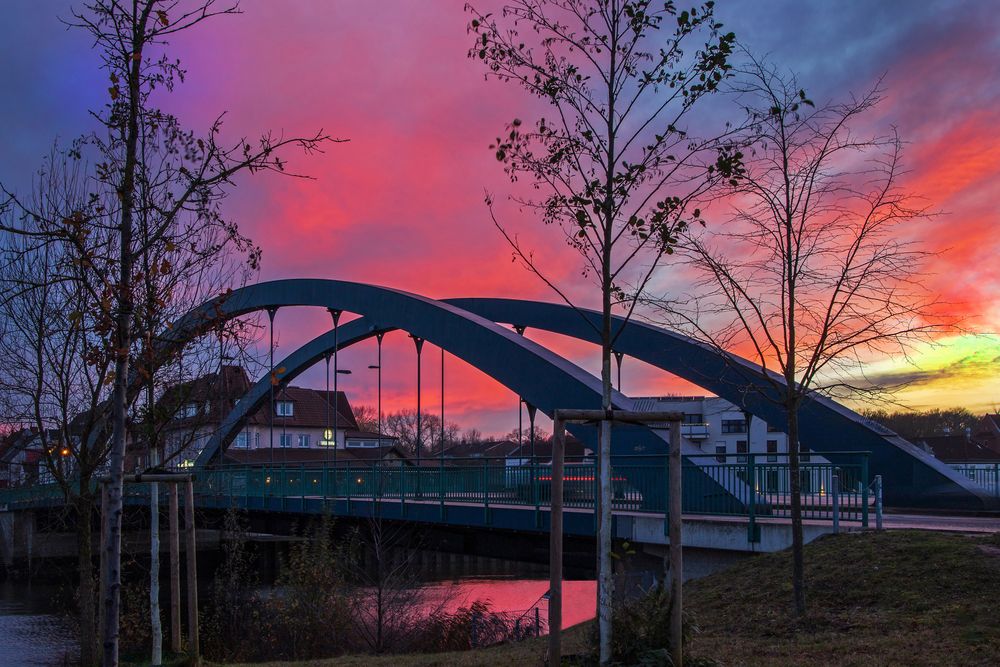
298, 434, 310, 448
275, 401, 294, 417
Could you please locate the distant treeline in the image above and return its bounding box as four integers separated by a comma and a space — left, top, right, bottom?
860, 408, 984, 439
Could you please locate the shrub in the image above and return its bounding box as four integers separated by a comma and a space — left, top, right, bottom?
589, 584, 706, 666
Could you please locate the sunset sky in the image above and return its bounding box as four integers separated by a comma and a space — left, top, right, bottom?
1, 1, 998, 435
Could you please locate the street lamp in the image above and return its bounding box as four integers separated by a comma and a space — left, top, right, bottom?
369, 332, 385, 449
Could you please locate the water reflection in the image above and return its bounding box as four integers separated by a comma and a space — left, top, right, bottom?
423, 578, 596, 630
0, 581, 78, 666
0, 574, 593, 665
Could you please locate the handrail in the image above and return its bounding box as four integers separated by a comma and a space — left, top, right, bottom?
0, 452, 873, 537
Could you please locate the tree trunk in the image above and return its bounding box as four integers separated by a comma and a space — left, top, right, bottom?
101, 6, 147, 665
76, 493, 97, 666
787, 402, 806, 616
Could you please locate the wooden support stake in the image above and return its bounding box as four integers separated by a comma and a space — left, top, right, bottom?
169, 483, 181, 654
184, 480, 200, 663
97, 482, 109, 662
150, 479, 162, 666
668, 420, 683, 667
548, 417, 565, 666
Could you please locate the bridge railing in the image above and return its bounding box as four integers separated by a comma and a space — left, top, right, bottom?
0, 452, 872, 530
949, 462, 1000, 498
186, 451, 871, 525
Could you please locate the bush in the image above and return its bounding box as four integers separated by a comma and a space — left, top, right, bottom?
589, 584, 707, 666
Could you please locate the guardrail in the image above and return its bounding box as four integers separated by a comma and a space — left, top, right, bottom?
0, 452, 872, 537
949, 462, 1000, 498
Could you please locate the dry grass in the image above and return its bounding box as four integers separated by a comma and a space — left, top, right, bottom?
685, 530, 1000, 666
216, 622, 588, 667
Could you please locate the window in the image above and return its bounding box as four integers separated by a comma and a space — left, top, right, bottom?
721, 419, 747, 434
715, 444, 727, 463
799, 442, 811, 463
766, 439, 778, 463
736, 440, 748, 463
275, 401, 294, 417
683, 413, 704, 424
280, 433, 293, 448
255, 432, 260, 449
179, 403, 198, 419
235, 432, 249, 448
298, 434, 310, 448
349, 439, 377, 448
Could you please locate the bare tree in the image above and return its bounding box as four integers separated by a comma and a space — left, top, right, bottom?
1, 2, 339, 663
646, 55, 945, 616
0, 150, 117, 665
349, 403, 378, 434
466, 2, 738, 659
382, 409, 461, 456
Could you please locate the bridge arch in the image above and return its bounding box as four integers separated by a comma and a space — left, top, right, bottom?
182, 284, 988, 508
170, 279, 687, 475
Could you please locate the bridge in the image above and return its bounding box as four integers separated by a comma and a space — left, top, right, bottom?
2, 278, 996, 566
3, 452, 874, 556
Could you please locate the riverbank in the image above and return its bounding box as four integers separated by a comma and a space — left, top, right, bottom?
211, 530, 1000, 666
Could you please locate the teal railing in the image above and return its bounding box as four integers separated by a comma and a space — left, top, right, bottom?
949, 462, 1000, 498
0, 452, 872, 532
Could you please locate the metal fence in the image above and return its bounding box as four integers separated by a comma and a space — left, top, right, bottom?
949, 462, 1000, 498
0, 452, 872, 534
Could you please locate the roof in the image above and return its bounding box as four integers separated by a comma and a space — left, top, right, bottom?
917, 435, 1000, 463
251, 385, 358, 430
161, 365, 358, 431
441, 436, 589, 462
222, 444, 410, 466
0, 428, 41, 463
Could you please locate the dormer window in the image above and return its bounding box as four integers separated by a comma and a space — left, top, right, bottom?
179, 403, 198, 419
275, 401, 294, 417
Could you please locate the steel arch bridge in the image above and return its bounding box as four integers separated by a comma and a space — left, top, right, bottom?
157, 278, 989, 510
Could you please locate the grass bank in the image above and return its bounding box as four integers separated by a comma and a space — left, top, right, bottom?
685, 529, 1000, 666
212, 529, 1000, 666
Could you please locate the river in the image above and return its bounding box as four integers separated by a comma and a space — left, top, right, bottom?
0, 580, 78, 666
0, 574, 594, 666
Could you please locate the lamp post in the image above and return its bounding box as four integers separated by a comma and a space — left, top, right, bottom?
325, 355, 351, 457
369, 332, 385, 449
